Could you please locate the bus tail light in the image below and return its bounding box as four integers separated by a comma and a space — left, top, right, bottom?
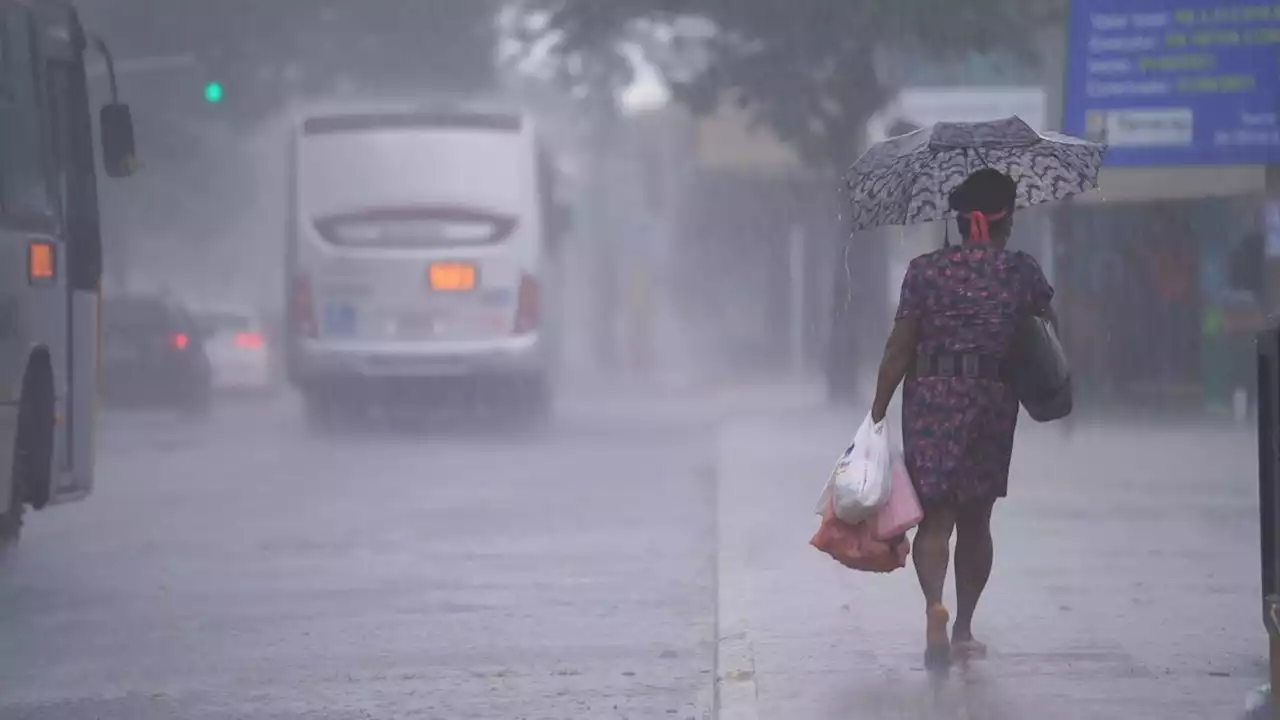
292, 274, 317, 338
235, 332, 265, 350
171, 333, 189, 351
514, 273, 539, 334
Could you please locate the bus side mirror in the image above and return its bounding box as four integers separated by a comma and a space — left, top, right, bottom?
100, 103, 137, 178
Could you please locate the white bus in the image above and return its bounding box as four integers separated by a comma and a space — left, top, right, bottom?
0, 0, 136, 548
284, 105, 569, 429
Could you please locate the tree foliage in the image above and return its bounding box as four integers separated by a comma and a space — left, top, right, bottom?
514, 0, 1066, 170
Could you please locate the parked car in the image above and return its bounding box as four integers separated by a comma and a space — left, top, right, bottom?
103, 294, 212, 413
194, 305, 275, 394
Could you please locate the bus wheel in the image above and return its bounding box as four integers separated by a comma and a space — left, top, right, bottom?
3, 361, 54, 549
0, 468, 22, 550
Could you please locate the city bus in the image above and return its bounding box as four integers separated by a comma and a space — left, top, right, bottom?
0, 0, 136, 549
284, 103, 569, 429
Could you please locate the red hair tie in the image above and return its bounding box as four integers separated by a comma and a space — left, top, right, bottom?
960, 208, 1008, 243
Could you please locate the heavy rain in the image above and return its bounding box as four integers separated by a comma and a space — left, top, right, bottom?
0, 1, 1274, 719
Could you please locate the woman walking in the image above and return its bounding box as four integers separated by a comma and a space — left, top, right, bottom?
868, 168, 1057, 668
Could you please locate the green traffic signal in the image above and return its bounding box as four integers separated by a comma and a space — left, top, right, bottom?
203, 82, 224, 104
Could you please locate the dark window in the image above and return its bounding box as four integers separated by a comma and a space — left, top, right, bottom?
46, 48, 101, 291
0, 8, 53, 226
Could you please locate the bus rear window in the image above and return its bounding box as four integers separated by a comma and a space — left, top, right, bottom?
313, 208, 515, 248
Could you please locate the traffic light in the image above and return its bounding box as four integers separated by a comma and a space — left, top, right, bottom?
203, 81, 224, 104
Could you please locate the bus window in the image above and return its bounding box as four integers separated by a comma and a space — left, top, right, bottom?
0, 8, 54, 227
45, 54, 101, 292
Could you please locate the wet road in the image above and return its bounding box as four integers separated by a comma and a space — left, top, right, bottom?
0, 396, 717, 719
1, 386, 1270, 719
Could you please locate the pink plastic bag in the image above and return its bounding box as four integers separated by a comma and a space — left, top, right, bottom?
870, 449, 924, 541
810, 497, 909, 573
809, 447, 922, 574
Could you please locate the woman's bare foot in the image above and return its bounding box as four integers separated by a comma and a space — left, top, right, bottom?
924, 603, 951, 669
951, 629, 988, 660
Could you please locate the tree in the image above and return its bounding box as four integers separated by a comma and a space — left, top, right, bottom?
512, 0, 1065, 171
515, 0, 1066, 400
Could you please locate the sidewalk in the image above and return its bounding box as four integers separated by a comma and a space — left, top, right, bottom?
714, 408, 1267, 719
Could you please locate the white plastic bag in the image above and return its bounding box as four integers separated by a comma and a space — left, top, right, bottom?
814, 413, 892, 524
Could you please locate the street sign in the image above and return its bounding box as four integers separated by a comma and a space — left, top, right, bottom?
1063, 2, 1280, 167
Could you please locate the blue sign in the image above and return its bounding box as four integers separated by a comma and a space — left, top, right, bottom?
1064, 1, 1280, 167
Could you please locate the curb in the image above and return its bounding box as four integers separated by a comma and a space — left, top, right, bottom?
693, 450, 721, 720
711, 421, 761, 720
707, 391, 855, 720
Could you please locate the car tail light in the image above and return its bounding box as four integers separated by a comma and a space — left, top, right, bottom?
171, 333, 189, 351
235, 332, 264, 349
292, 274, 317, 338
514, 273, 539, 334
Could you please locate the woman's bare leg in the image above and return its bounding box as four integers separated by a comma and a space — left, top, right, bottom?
952, 500, 995, 656
913, 506, 956, 606
913, 505, 956, 666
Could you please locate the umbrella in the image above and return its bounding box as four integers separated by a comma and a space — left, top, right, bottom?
842, 116, 1106, 234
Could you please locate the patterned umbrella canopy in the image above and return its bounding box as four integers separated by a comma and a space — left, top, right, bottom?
842, 116, 1106, 234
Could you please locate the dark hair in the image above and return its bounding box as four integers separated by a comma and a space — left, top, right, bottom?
948, 168, 1016, 241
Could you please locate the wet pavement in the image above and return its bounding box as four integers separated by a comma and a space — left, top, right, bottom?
0, 394, 718, 719
715, 407, 1268, 719
0, 386, 1269, 719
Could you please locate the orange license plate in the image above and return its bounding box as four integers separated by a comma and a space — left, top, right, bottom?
428, 261, 477, 292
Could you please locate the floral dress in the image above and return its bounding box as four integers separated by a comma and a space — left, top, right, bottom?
896, 245, 1054, 506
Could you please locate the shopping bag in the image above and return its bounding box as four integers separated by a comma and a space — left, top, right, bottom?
810, 497, 909, 573
870, 447, 924, 541
814, 413, 892, 525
